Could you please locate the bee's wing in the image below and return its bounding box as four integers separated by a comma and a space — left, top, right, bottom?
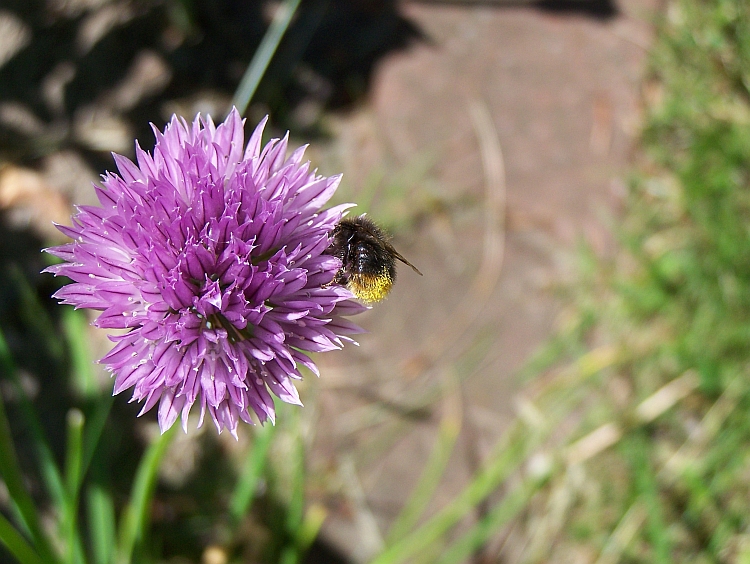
392, 248, 423, 276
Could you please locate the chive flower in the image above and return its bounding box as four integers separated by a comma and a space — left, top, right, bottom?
45, 109, 365, 436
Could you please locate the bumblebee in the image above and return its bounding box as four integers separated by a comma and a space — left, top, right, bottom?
327, 215, 422, 303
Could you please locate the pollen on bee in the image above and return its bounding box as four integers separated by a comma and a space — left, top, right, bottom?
349, 273, 394, 303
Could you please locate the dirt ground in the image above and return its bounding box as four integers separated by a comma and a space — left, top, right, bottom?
309, 0, 659, 560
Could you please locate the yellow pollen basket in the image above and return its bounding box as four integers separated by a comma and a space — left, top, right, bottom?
348, 271, 394, 303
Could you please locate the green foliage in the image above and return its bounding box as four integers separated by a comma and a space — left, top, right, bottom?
0, 297, 312, 563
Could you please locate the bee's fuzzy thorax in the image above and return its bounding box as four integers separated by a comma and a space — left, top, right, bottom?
326, 214, 421, 303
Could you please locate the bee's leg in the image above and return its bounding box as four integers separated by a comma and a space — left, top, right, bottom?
323, 269, 349, 288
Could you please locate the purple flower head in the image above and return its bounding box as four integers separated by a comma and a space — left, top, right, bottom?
45, 109, 366, 436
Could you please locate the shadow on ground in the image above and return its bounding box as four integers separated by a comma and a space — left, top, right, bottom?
0, 0, 423, 166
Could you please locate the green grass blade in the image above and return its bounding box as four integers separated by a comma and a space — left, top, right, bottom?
625, 433, 672, 563
63, 409, 85, 564
295, 504, 327, 555
387, 385, 461, 546
282, 416, 306, 564
61, 306, 116, 487
229, 423, 274, 522
61, 307, 97, 398
80, 394, 114, 489
115, 425, 177, 564
5, 497, 31, 539
371, 421, 541, 564
0, 327, 66, 512
0, 512, 45, 564
0, 380, 59, 563
87, 483, 116, 564
10, 265, 64, 362
231, 0, 302, 115
287, 426, 305, 532
436, 473, 548, 564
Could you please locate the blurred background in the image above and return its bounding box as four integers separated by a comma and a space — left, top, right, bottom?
4, 0, 750, 562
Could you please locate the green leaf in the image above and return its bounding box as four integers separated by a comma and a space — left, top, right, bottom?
0, 328, 66, 513
87, 483, 116, 564
0, 331, 60, 564
115, 425, 177, 564
231, 0, 303, 115
229, 423, 274, 522
63, 409, 85, 564
0, 512, 45, 564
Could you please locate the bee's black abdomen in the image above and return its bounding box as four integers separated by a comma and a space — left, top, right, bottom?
354, 240, 396, 278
